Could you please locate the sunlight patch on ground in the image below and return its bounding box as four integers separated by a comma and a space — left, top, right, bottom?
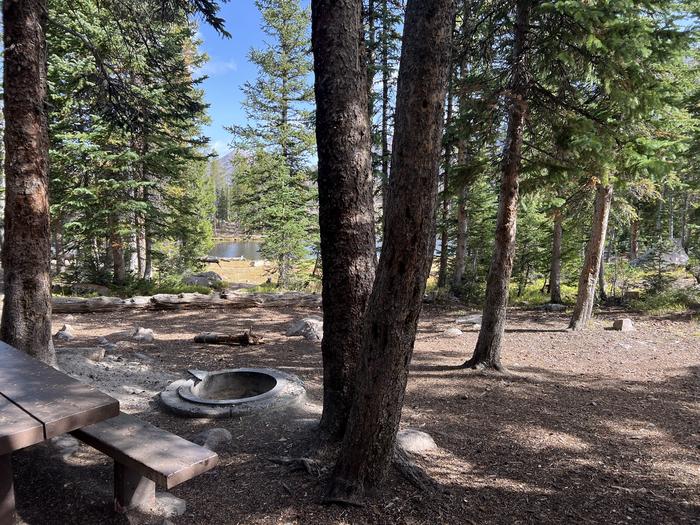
501, 424, 591, 453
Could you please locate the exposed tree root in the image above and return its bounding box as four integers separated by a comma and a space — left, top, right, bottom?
266, 456, 322, 477
460, 357, 506, 372
392, 447, 439, 492
323, 477, 366, 507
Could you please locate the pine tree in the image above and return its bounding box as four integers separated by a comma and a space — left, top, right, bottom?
229, 0, 317, 287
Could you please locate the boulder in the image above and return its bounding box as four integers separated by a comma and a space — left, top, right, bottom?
612, 318, 635, 332
286, 317, 323, 342
443, 328, 463, 338
396, 429, 438, 454
193, 428, 233, 453
542, 303, 567, 312
55, 324, 75, 341
132, 327, 155, 343
183, 271, 223, 288
631, 239, 689, 268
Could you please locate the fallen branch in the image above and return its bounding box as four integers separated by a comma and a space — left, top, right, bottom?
194, 331, 263, 346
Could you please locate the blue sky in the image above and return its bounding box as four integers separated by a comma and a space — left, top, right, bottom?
195, 3, 270, 156
196, 1, 367, 158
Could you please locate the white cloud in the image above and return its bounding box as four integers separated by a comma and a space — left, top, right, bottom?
209, 140, 229, 155
197, 59, 238, 77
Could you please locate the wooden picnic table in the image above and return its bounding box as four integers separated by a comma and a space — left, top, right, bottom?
0, 342, 119, 524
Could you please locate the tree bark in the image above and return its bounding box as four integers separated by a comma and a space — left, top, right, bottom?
598, 257, 607, 303
109, 215, 126, 285
437, 80, 454, 289
143, 185, 153, 281
630, 219, 639, 259
1, 0, 55, 365
311, 0, 377, 439
549, 210, 563, 304
569, 184, 613, 330
462, 0, 531, 371
328, 0, 454, 500
680, 193, 690, 251
451, 181, 469, 291
379, 0, 391, 231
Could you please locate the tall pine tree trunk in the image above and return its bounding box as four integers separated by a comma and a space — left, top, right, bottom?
311, 0, 377, 439
549, 210, 563, 304
462, 0, 531, 371
109, 215, 126, 285
1, 0, 54, 364
630, 219, 639, 259
379, 0, 391, 231
569, 184, 613, 330
328, 0, 454, 500
680, 193, 690, 251
451, 180, 469, 291
437, 79, 454, 289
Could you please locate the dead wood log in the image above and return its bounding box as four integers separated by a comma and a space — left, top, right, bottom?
51, 292, 321, 313
194, 331, 264, 346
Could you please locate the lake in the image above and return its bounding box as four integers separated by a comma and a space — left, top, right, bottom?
209, 241, 262, 260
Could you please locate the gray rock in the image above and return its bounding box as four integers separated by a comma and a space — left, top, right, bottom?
286, 317, 323, 342
613, 318, 635, 332
154, 492, 186, 518
443, 328, 463, 338
631, 239, 689, 268
55, 324, 75, 341
132, 327, 155, 343
49, 434, 80, 460
193, 428, 233, 453
542, 303, 567, 312
97, 336, 110, 346
183, 271, 223, 288
396, 429, 438, 454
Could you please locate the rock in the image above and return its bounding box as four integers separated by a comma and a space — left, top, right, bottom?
286, 317, 323, 342
183, 271, 223, 287
456, 314, 482, 325
250, 260, 266, 267
631, 239, 689, 268
443, 328, 463, 338
55, 324, 75, 341
103, 343, 118, 353
132, 327, 155, 343
396, 429, 438, 454
542, 303, 567, 312
154, 492, 186, 518
49, 434, 80, 460
97, 336, 110, 346
613, 318, 635, 332
193, 428, 233, 453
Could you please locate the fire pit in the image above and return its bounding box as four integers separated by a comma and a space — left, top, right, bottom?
160, 368, 305, 418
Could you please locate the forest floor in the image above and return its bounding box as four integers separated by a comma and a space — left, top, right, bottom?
13, 303, 700, 524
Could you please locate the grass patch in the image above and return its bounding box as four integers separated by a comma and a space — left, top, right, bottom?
630, 288, 700, 315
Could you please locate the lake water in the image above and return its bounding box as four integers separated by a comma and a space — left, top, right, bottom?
209, 241, 262, 260
210, 237, 443, 262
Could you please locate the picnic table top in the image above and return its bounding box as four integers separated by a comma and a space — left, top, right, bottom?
0, 342, 119, 452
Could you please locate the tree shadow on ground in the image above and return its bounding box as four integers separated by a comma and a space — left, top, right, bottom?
26, 305, 700, 524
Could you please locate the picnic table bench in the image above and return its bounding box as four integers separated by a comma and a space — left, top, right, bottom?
0, 342, 218, 523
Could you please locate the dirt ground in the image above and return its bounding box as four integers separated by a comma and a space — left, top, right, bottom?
12, 303, 700, 524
